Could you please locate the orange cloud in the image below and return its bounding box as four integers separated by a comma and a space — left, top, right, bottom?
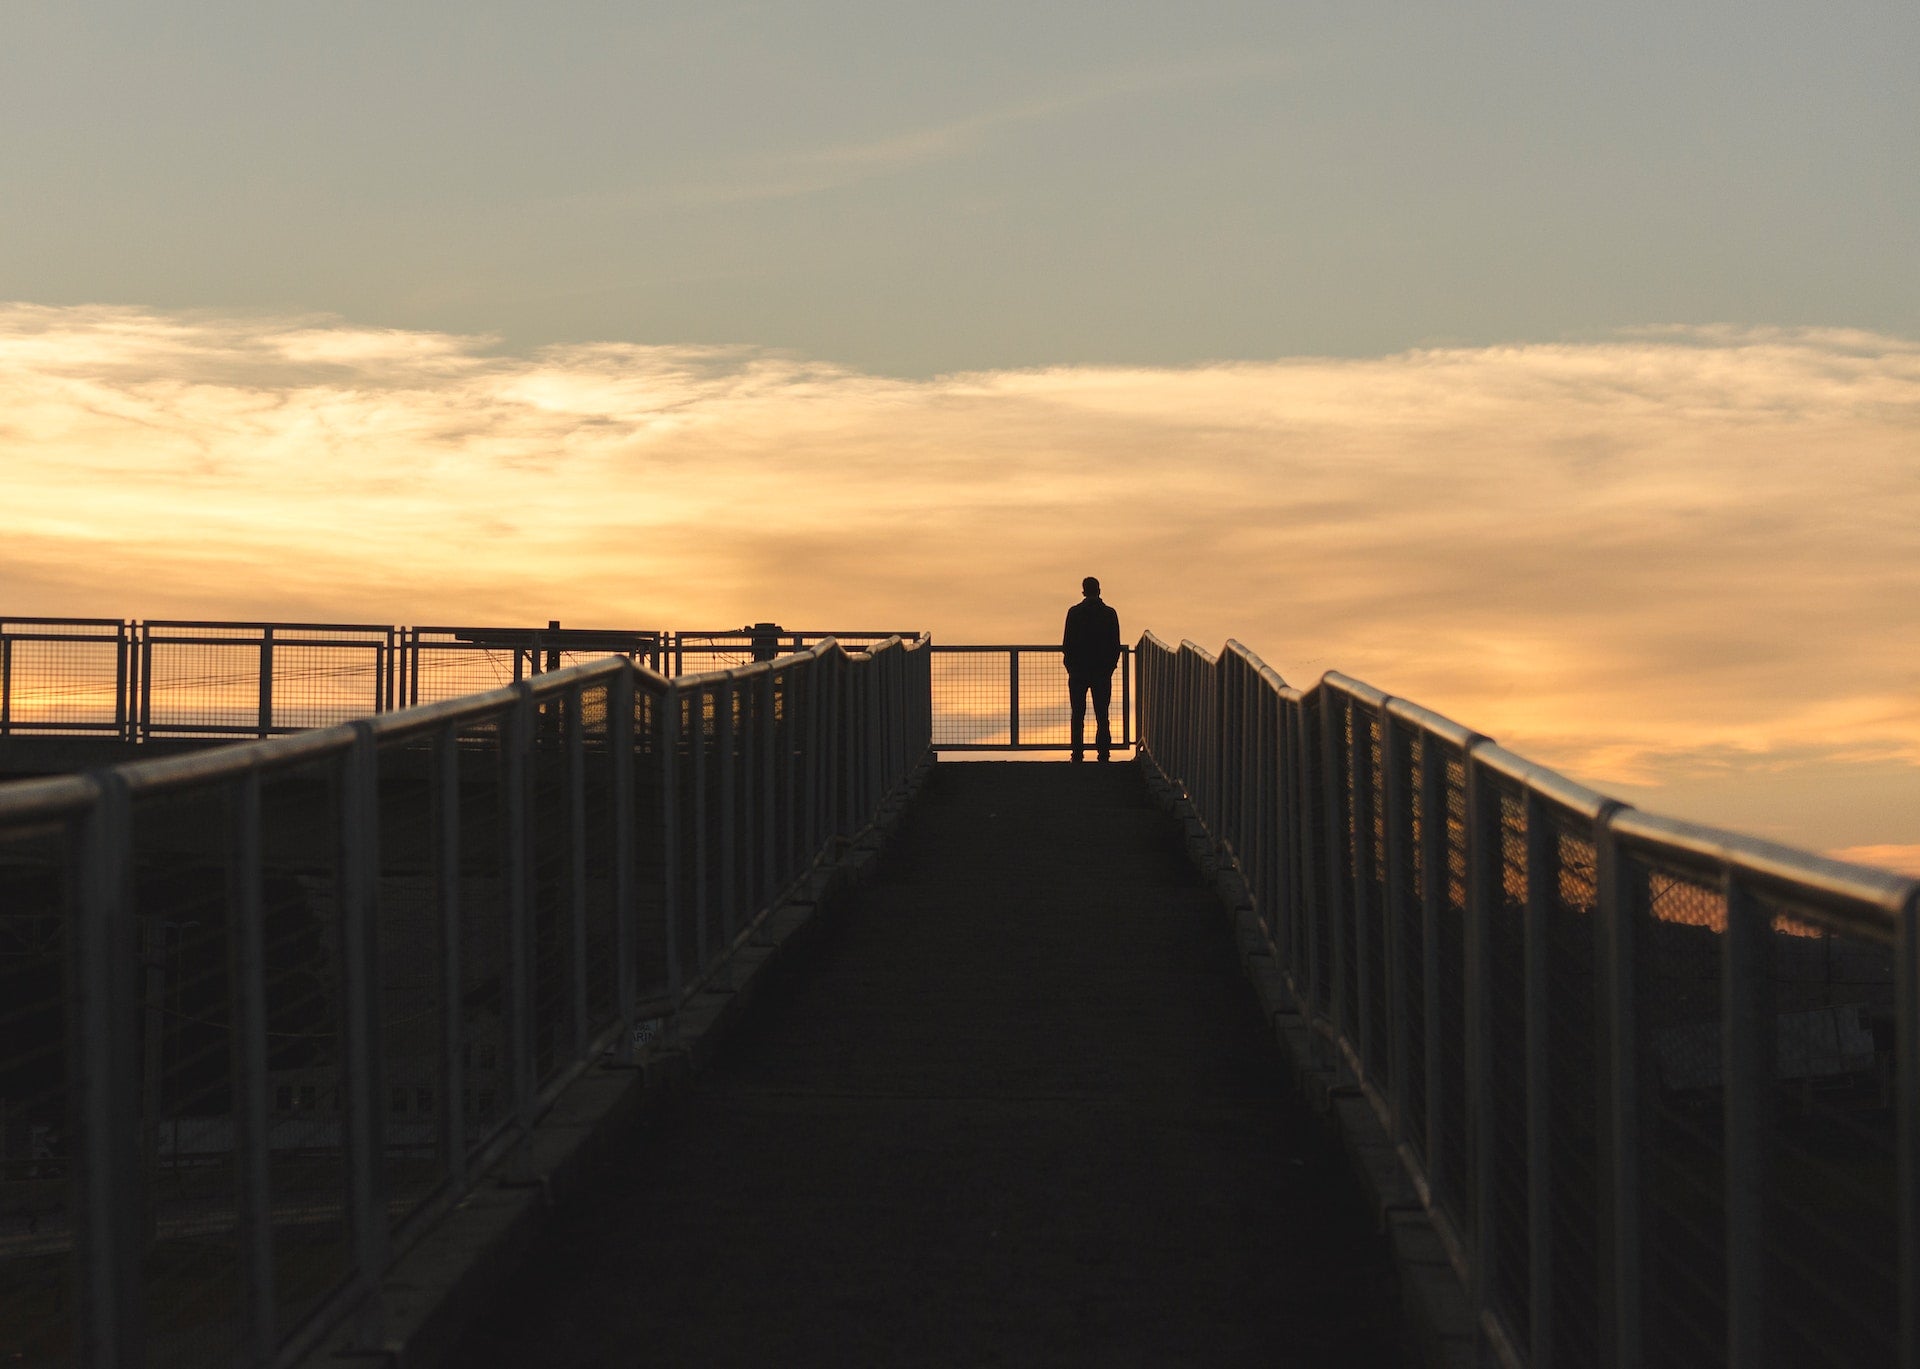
2, 303, 1916, 856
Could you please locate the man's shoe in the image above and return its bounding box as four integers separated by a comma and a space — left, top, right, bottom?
1071, 752, 1084, 763
1097, 753, 1110, 763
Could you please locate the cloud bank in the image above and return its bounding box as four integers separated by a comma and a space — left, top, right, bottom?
2, 304, 1916, 855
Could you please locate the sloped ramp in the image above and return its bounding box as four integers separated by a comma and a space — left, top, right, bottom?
450, 762, 1405, 1366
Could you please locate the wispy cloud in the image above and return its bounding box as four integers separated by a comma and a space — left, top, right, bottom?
1, 303, 1916, 854
659, 53, 1288, 207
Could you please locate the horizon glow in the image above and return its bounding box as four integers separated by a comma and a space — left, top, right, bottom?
2, 302, 1917, 869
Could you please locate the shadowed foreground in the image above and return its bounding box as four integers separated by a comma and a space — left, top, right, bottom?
451, 762, 1406, 1367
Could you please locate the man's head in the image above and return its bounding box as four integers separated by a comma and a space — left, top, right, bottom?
1082, 576, 1100, 598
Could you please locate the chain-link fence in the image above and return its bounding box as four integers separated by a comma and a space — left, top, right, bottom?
1136, 632, 1920, 1369
0, 635, 931, 1367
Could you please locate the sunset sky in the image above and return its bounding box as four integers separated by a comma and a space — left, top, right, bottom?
2, 4, 1916, 866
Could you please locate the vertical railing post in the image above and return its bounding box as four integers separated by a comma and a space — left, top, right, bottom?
1722, 872, 1772, 1369
339, 723, 389, 1345
1320, 692, 1351, 1037
1382, 710, 1412, 1142
659, 683, 683, 1004
138, 624, 153, 741
1349, 698, 1376, 1068
1524, 791, 1556, 1368
717, 677, 737, 942
1462, 748, 1498, 1340
228, 766, 276, 1365
503, 689, 536, 1176
691, 683, 709, 973
435, 722, 468, 1184
1008, 648, 1020, 749
73, 771, 144, 1369
760, 668, 776, 905
1, 632, 11, 737
257, 626, 274, 738
610, 671, 636, 1063
567, 683, 589, 1061
1419, 736, 1447, 1189
1899, 889, 1920, 1369
1595, 814, 1644, 1369
113, 623, 129, 740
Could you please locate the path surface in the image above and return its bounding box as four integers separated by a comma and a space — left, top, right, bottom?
452, 761, 1406, 1367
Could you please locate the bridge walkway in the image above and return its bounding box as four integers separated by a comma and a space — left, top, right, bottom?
450, 761, 1405, 1367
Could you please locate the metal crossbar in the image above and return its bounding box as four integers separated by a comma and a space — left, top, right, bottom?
0, 635, 932, 1367
1136, 634, 1920, 1369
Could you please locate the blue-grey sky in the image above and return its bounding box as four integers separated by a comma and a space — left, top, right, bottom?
4, 1, 1915, 375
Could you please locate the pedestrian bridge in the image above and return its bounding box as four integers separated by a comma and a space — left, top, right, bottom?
0, 621, 1915, 1368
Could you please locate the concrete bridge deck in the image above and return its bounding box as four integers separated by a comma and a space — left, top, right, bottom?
448, 762, 1405, 1366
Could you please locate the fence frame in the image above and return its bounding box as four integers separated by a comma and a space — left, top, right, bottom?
0, 634, 931, 1368
1136, 631, 1920, 1369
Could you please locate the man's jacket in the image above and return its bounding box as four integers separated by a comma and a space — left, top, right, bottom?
1062, 597, 1122, 678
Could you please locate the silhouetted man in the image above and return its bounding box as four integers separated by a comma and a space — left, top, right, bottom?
1062, 576, 1121, 763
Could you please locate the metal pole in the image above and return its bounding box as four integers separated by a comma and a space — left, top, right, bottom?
717, 677, 737, 943
610, 671, 636, 1064
1722, 873, 1772, 1369
1382, 713, 1412, 1142
1463, 749, 1499, 1337
1595, 816, 1644, 1369
503, 690, 535, 1177
659, 683, 683, 1003
1524, 791, 1556, 1369
1900, 888, 1920, 1369
1419, 735, 1447, 1193
568, 683, 589, 1061
258, 626, 274, 738
760, 669, 775, 907
1008, 648, 1020, 749
1320, 693, 1351, 1037
1349, 699, 1376, 1068
228, 766, 277, 1364
74, 772, 145, 1369
691, 683, 709, 973
436, 722, 468, 1187
340, 723, 389, 1346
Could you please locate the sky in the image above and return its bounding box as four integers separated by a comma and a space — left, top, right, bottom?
2, 4, 1917, 867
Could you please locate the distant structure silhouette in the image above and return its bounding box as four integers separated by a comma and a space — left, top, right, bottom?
1062, 576, 1122, 762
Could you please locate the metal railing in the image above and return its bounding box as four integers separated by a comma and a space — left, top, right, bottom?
927, 644, 1132, 751
0, 619, 1126, 753
1137, 633, 1920, 1369
0, 634, 931, 1368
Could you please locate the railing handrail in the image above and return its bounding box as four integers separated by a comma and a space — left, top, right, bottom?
1135, 629, 1920, 1369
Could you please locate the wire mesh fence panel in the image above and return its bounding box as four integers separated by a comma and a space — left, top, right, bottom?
371, 738, 447, 1229
145, 642, 265, 736
408, 642, 526, 705
256, 754, 353, 1343
1636, 863, 1731, 1369
1016, 650, 1079, 749
265, 646, 386, 732
929, 652, 1013, 747
1, 630, 125, 733
1759, 894, 1900, 1369
0, 814, 78, 1366
1485, 779, 1532, 1349
1544, 810, 1602, 1369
